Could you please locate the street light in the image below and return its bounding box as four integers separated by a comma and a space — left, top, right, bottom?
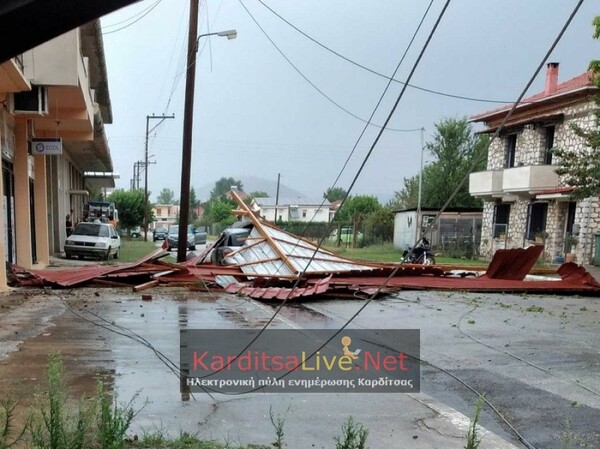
196, 30, 237, 48
177, 10, 237, 262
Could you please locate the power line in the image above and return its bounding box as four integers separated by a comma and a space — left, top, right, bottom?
102, 0, 161, 29
102, 0, 163, 35
255, 0, 524, 105
255, 0, 434, 281
238, 0, 423, 132
223, 2, 585, 446
199, 0, 445, 383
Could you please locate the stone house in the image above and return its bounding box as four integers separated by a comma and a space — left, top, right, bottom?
469, 63, 599, 263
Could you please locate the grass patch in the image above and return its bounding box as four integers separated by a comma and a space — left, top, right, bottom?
465, 396, 484, 449
129, 431, 271, 448
116, 239, 158, 263
326, 244, 487, 266
333, 416, 368, 449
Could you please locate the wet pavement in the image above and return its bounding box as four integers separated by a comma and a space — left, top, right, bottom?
0, 286, 599, 448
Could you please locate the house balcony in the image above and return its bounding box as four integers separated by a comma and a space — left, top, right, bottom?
502, 164, 559, 195
0, 57, 30, 93
469, 169, 504, 199
22, 29, 94, 141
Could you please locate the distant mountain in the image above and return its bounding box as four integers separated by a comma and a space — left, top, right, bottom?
195, 175, 306, 202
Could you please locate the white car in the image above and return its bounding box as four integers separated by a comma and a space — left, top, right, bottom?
64, 222, 121, 260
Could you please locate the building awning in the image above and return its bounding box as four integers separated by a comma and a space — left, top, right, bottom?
84, 172, 119, 189
64, 108, 113, 172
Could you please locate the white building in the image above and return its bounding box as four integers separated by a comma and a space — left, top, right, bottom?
251, 197, 331, 223
393, 207, 482, 254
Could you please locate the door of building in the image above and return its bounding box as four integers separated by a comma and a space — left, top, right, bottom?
2, 159, 16, 263
29, 179, 36, 263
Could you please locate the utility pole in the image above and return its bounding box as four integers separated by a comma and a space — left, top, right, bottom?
143, 113, 174, 241
275, 173, 280, 222
177, 0, 200, 262
416, 127, 425, 244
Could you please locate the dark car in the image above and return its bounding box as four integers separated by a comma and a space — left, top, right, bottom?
211, 225, 252, 265
152, 227, 168, 241
166, 225, 207, 251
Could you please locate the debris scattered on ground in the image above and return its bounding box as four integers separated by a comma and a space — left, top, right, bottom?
10, 193, 600, 298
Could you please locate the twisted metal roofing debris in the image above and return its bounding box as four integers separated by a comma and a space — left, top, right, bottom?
9, 195, 600, 297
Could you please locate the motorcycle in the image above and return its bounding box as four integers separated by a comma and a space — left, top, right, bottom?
402, 237, 436, 265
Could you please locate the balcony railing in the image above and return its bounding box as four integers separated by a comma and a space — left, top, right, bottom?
502, 165, 559, 193
469, 170, 503, 198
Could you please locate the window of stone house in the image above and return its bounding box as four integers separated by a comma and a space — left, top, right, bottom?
289, 206, 299, 219
302, 209, 307, 218
526, 202, 548, 240
156, 208, 161, 216
543, 126, 555, 165
493, 203, 510, 238
505, 134, 517, 168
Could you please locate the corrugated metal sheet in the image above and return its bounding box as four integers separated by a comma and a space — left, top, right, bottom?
223, 224, 378, 278
224, 276, 332, 299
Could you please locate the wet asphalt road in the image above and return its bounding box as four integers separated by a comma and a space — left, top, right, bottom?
1, 288, 599, 448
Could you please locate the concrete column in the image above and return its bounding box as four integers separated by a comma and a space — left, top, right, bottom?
13, 120, 32, 268
33, 154, 50, 265
0, 158, 8, 292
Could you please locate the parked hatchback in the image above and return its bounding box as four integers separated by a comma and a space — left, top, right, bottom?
153, 227, 168, 241
64, 222, 121, 260
166, 225, 206, 251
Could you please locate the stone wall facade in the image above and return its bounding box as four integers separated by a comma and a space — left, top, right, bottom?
478, 99, 600, 264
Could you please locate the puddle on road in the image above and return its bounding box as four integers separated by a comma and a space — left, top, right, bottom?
0, 290, 343, 440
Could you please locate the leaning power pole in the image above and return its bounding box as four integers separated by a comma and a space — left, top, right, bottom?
177, 0, 200, 262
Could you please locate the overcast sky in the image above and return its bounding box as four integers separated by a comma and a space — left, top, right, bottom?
101, 0, 599, 202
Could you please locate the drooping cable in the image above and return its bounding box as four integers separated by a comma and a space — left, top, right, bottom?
238, 0, 423, 132
254, 0, 524, 105
195, 0, 438, 377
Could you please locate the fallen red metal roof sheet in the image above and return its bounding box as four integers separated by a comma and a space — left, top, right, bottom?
483, 246, 542, 280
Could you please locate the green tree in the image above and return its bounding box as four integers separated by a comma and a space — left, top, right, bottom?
156, 188, 176, 204
203, 198, 235, 225
390, 174, 420, 209
189, 187, 200, 220
391, 118, 487, 209
210, 177, 244, 200
554, 17, 600, 199
364, 207, 394, 243
335, 195, 381, 223
250, 190, 269, 198
323, 186, 347, 202
107, 189, 152, 230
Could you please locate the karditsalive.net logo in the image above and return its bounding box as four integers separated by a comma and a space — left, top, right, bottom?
180, 329, 420, 393
192, 335, 409, 373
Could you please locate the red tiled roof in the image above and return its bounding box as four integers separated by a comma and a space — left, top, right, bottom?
471, 71, 596, 121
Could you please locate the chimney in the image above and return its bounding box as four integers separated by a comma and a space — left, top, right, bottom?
545, 62, 559, 95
